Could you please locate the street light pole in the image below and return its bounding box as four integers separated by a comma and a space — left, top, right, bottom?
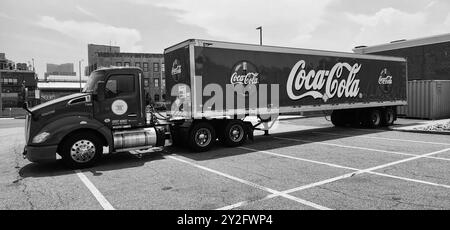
79, 59, 84, 92
256, 26, 262, 45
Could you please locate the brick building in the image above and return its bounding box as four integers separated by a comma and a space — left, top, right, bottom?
87, 44, 165, 104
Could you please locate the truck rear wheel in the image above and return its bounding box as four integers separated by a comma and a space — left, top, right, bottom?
188, 122, 216, 152
382, 107, 396, 126
60, 132, 103, 168
363, 108, 382, 128
220, 120, 247, 147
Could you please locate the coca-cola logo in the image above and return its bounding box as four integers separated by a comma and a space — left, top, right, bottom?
378, 68, 393, 93
230, 61, 260, 85
287, 60, 361, 102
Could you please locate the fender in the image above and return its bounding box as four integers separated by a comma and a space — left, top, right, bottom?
36, 116, 113, 149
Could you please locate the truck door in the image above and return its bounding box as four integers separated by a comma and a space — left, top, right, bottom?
94, 71, 145, 129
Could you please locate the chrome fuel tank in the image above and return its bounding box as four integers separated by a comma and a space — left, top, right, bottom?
113, 128, 159, 151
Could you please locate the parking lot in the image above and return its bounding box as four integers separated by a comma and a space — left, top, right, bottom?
1, 116, 450, 210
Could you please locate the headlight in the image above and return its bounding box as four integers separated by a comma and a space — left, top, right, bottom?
32, 132, 50, 144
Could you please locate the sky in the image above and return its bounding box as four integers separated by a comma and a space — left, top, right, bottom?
1, 0, 450, 78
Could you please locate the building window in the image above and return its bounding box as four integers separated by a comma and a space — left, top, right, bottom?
143, 62, 149, 72
144, 79, 149, 87
124, 62, 130, 67
161, 63, 165, 73
154, 94, 160, 101
135, 62, 141, 68
162, 79, 165, 89
116, 62, 122, 67
153, 62, 160, 72
154, 78, 159, 87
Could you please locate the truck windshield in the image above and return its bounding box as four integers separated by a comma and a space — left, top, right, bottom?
82, 72, 104, 93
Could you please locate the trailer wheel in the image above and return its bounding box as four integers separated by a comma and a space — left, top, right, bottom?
188, 122, 216, 152
331, 110, 346, 127
382, 107, 396, 126
363, 108, 382, 128
220, 120, 247, 147
60, 132, 103, 168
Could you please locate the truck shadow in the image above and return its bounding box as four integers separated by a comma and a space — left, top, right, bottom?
175, 126, 393, 161
18, 125, 399, 178
19, 151, 166, 179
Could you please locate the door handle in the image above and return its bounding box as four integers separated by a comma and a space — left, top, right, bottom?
128, 113, 137, 117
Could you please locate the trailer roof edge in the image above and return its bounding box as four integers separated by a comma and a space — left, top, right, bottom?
165, 39, 406, 62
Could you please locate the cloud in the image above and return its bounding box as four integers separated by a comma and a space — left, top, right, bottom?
76, 5, 97, 19
346, 7, 450, 46
35, 16, 143, 52
148, 0, 334, 46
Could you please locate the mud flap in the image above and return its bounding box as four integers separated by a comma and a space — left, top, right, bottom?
244, 122, 254, 142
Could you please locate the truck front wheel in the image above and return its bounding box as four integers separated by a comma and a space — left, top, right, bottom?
188, 122, 216, 152
220, 120, 247, 147
59, 132, 103, 168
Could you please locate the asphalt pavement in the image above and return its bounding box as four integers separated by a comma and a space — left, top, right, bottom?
1, 116, 449, 210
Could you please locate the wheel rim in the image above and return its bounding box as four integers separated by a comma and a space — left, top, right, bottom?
70, 140, 96, 163
229, 124, 244, 142
371, 112, 381, 125
195, 128, 212, 147
387, 111, 394, 124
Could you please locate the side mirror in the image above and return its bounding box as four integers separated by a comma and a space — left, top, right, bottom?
96, 81, 106, 101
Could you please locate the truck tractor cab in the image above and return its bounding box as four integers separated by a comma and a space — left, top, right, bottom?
23, 67, 168, 168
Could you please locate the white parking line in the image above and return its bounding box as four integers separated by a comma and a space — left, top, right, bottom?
312, 131, 450, 146
218, 147, 450, 210
75, 170, 115, 210
274, 137, 450, 162
167, 155, 331, 210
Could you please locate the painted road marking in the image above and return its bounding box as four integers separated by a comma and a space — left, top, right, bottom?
312, 131, 450, 146
274, 137, 450, 162
219, 147, 450, 210
75, 170, 115, 210
167, 155, 331, 210
241, 146, 450, 190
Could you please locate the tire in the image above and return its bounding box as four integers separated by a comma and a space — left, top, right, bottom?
331, 110, 346, 127
219, 120, 247, 147
188, 122, 216, 152
363, 108, 382, 129
382, 107, 396, 126
59, 132, 103, 168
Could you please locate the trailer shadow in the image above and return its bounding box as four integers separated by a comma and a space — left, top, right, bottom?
175, 126, 392, 161
19, 151, 166, 179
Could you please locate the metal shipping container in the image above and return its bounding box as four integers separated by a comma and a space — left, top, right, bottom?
397, 80, 450, 119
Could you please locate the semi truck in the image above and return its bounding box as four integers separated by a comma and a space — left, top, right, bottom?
22, 39, 407, 168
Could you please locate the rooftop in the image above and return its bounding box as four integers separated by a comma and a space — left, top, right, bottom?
353, 33, 450, 54
96, 52, 163, 58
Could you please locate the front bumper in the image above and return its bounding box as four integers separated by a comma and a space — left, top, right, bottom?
23, 145, 58, 163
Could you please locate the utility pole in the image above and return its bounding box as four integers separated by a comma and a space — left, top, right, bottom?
256, 26, 262, 45
0, 70, 2, 116
79, 59, 84, 92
